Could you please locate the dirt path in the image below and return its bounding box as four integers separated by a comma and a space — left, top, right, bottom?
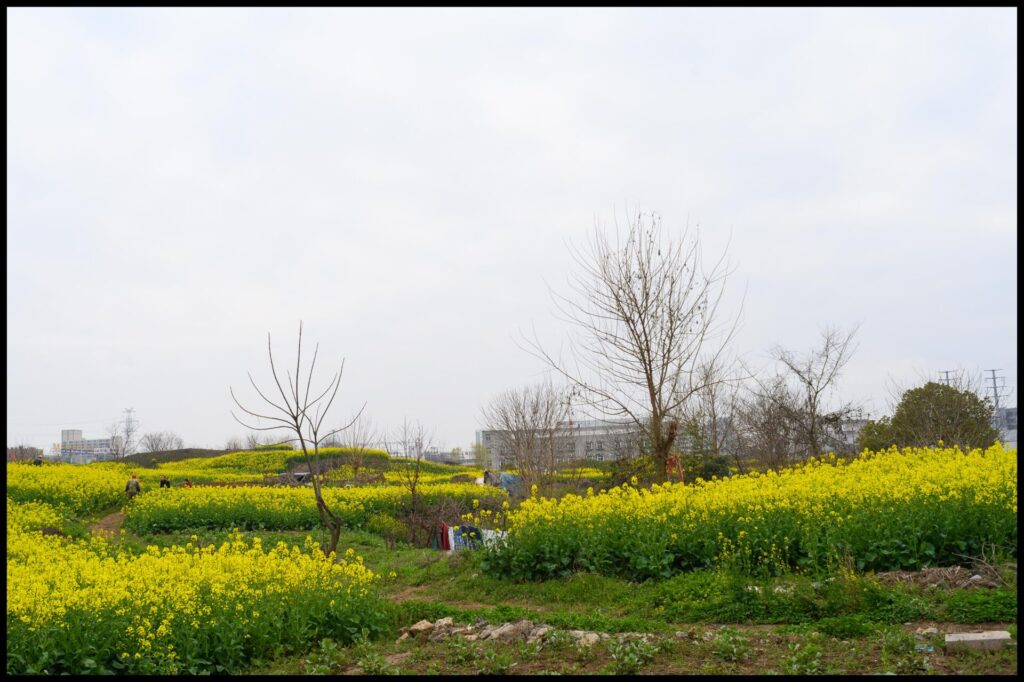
90, 511, 126, 536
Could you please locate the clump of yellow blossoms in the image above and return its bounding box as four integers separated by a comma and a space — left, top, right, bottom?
7, 501, 384, 675
482, 444, 1017, 581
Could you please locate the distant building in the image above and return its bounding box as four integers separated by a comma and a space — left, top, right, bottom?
476, 418, 644, 470
992, 407, 1018, 449
837, 418, 871, 451
60, 429, 122, 464
422, 447, 475, 466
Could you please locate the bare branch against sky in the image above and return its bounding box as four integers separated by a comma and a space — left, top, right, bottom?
6, 8, 1016, 448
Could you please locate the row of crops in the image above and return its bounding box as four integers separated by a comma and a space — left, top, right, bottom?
4, 447, 492, 515
6, 500, 385, 675
122, 483, 508, 533
478, 444, 1017, 580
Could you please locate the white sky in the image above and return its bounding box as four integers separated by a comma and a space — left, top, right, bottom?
6, 8, 1017, 450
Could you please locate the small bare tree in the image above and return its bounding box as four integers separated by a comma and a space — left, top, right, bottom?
769, 325, 859, 459
340, 414, 379, 480
526, 210, 740, 481
733, 374, 802, 471
231, 322, 363, 557
679, 356, 743, 460
225, 436, 244, 451
384, 419, 433, 544
481, 382, 570, 485
107, 419, 137, 459
140, 431, 185, 453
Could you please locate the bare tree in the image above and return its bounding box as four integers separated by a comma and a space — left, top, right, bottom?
225, 436, 244, 451
140, 431, 185, 453
340, 414, 379, 479
679, 355, 743, 460
732, 375, 802, 471
384, 419, 434, 544
385, 419, 433, 500
526, 210, 739, 481
231, 322, 363, 557
107, 419, 136, 459
769, 326, 860, 459
481, 382, 570, 485
470, 442, 491, 469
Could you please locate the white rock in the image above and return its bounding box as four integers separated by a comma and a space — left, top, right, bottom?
408, 619, 434, 634
945, 631, 1013, 652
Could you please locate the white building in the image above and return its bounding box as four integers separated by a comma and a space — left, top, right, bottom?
476, 418, 643, 469
992, 407, 1018, 449
60, 429, 122, 464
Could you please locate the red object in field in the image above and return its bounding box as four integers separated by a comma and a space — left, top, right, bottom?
666, 455, 685, 484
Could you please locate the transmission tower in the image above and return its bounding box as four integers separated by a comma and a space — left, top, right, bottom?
122, 408, 137, 456
938, 370, 957, 387
984, 370, 1009, 410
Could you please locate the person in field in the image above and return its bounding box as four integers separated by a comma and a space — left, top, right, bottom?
183, 478, 193, 488
125, 472, 142, 499
159, 475, 171, 489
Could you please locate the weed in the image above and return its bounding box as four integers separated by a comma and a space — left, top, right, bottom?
445, 637, 477, 665
784, 640, 824, 674
711, 626, 751, 662
877, 625, 918, 673
355, 652, 392, 675
303, 638, 344, 675
816, 614, 876, 639
941, 587, 1017, 622
478, 648, 516, 675
605, 637, 658, 674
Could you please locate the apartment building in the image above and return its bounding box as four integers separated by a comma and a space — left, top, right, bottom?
60, 429, 122, 464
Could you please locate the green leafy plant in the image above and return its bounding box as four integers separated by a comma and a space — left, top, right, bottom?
606, 637, 659, 674
785, 639, 824, 674
303, 638, 344, 675
711, 626, 751, 662
478, 648, 515, 675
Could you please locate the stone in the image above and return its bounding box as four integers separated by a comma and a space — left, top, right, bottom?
464, 634, 478, 641
434, 617, 454, 628
487, 620, 535, 642
395, 633, 409, 644
945, 631, 1013, 652
526, 626, 552, 644
570, 631, 601, 647
408, 620, 434, 635
916, 627, 939, 636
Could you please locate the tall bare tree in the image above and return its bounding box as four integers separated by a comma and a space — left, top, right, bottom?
140, 431, 185, 453
769, 325, 859, 459
526, 210, 739, 481
231, 322, 363, 557
481, 382, 570, 484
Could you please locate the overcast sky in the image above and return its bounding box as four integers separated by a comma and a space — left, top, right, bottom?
7, 8, 1017, 451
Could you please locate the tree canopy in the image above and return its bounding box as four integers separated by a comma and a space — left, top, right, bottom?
857, 381, 998, 451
